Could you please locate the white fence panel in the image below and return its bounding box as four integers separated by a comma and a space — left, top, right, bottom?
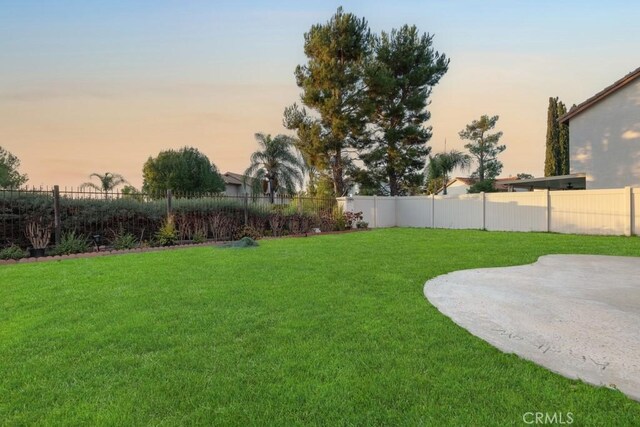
485, 192, 547, 232
347, 197, 376, 227
375, 197, 397, 228
550, 189, 627, 235
397, 197, 431, 227
434, 194, 483, 229
342, 187, 638, 236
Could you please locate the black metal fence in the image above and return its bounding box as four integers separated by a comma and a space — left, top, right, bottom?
0, 186, 342, 251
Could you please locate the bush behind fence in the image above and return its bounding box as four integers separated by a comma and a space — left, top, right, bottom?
0, 187, 342, 250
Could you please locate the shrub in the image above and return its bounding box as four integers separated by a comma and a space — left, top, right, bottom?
111, 228, 138, 250
155, 215, 179, 246
234, 225, 262, 241
1, 190, 338, 248
467, 179, 497, 194
0, 244, 26, 260
52, 231, 91, 255
334, 216, 346, 231
25, 219, 52, 249
344, 211, 363, 229
356, 220, 369, 229
268, 213, 286, 237
207, 212, 238, 241
192, 230, 207, 244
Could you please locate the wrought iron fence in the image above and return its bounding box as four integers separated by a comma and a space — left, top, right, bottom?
0, 186, 342, 251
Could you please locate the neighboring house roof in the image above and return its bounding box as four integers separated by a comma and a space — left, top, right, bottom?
222, 172, 252, 186
559, 66, 640, 124
493, 177, 521, 191
499, 173, 586, 190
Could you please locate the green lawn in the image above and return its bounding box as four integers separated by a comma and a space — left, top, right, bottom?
1, 229, 639, 425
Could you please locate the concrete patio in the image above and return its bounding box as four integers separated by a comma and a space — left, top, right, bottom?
424, 255, 640, 401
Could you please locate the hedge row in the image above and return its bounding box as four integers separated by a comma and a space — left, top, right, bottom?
0, 192, 342, 250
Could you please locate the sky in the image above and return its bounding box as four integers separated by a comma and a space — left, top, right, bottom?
1, 0, 639, 189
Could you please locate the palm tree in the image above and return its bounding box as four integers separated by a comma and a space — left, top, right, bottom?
244, 133, 303, 202
426, 150, 471, 195
80, 172, 128, 198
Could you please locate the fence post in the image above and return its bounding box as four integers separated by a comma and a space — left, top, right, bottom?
481, 192, 486, 230
394, 195, 398, 227
545, 189, 551, 233
431, 194, 435, 228
624, 186, 632, 236
373, 195, 378, 228
166, 189, 173, 216
244, 193, 249, 226
53, 185, 61, 245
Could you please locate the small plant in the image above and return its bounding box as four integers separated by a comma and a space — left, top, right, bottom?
155, 215, 178, 246
25, 220, 51, 249
192, 218, 208, 243
234, 225, 262, 241
52, 231, 91, 255
334, 216, 347, 231
356, 220, 368, 229
192, 230, 207, 244
208, 212, 234, 241
111, 228, 138, 250
222, 236, 259, 248
0, 244, 26, 260
344, 211, 364, 229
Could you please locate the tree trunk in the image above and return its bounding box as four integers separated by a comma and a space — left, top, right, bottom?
331, 148, 345, 197
443, 171, 448, 195
389, 169, 398, 196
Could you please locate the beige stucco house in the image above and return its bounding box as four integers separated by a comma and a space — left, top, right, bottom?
559, 66, 640, 189
222, 172, 254, 197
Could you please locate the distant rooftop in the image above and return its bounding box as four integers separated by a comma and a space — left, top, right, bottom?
499, 173, 586, 190
223, 172, 253, 186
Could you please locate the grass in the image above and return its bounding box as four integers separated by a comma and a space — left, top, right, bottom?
1, 228, 639, 425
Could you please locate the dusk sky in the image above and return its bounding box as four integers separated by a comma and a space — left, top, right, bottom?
1, 1, 639, 189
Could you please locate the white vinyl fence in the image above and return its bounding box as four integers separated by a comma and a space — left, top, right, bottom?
338, 187, 639, 236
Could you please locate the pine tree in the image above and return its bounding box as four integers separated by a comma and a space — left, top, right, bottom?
286, 7, 371, 197
355, 25, 449, 196
459, 115, 506, 182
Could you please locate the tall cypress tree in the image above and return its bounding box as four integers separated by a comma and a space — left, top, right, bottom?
544, 97, 560, 176
544, 97, 570, 176
557, 101, 570, 175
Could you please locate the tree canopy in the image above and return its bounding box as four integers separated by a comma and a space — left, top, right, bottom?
426, 150, 471, 195
0, 146, 28, 189
356, 25, 449, 196
459, 115, 506, 182
142, 147, 225, 195
80, 172, 127, 196
544, 97, 570, 176
244, 133, 303, 199
286, 7, 372, 197
286, 8, 449, 197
